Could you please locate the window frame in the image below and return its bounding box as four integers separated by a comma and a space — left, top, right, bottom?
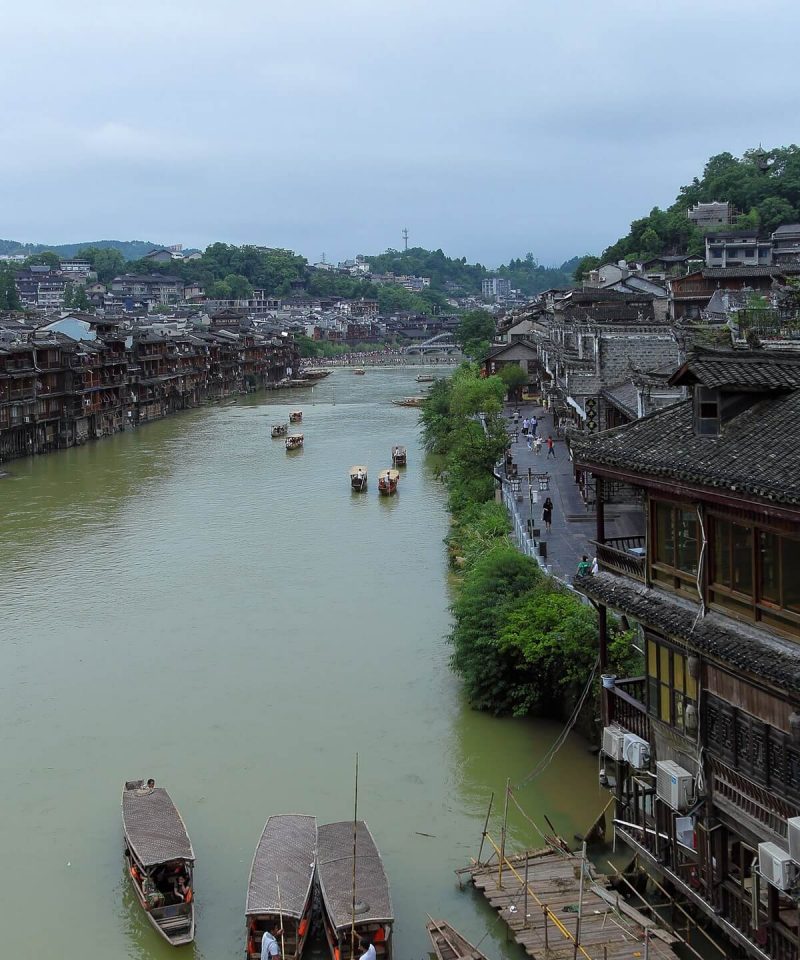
649, 500, 702, 596
645, 634, 697, 734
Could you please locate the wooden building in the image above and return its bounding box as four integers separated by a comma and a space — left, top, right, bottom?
572, 347, 800, 960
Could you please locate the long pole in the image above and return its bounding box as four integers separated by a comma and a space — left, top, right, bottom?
276, 874, 286, 960
350, 753, 359, 960
573, 842, 587, 960
499, 779, 510, 889
476, 792, 494, 866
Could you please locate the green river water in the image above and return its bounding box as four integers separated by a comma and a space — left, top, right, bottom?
0, 366, 607, 959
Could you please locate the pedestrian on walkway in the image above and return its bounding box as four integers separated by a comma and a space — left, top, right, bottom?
546, 435, 556, 459
576, 555, 592, 577
522, 417, 529, 436
533, 436, 542, 455
530, 415, 538, 437
542, 497, 553, 532
526, 432, 533, 451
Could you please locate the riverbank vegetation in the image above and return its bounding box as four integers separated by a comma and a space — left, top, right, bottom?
423, 364, 638, 718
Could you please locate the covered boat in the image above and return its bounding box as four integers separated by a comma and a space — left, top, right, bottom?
350, 466, 368, 492
246, 815, 317, 960
317, 821, 393, 960
303, 368, 331, 380
391, 446, 407, 467
272, 423, 288, 438
377, 469, 399, 495
415, 375, 435, 383
289, 411, 303, 423
122, 780, 195, 946
352, 369, 366, 376
426, 919, 488, 960
286, 434, 304, 451
390, 397, 424, 408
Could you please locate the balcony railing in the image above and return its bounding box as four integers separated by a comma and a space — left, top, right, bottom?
606, 676, 648, 739
591, 536, 646, 581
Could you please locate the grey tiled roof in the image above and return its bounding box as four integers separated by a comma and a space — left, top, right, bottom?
702, 265, 800, 279
669, 349, 800, 390
572, 393, 800, 505
576, 572, 800, 693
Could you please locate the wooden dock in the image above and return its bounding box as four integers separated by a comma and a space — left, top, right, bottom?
466, 847, 682, 960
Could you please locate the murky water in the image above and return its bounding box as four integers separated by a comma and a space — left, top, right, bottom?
0, 367, 607, 959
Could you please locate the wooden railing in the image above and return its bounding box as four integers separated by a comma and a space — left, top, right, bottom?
591, 537, 646, 582
606, 676, 648, 739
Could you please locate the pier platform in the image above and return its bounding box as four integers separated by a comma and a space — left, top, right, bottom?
465, 846, 681, 960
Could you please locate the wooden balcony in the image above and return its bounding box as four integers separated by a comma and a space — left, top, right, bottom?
606, 676, 648, 739
591, 536, 646, 581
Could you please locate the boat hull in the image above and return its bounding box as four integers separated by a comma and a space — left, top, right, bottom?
124, 850, 195, 947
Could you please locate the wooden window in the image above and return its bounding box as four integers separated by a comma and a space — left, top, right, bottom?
650, 501, 700, 595
695, 387, 720, 436
646, 635, 696, 734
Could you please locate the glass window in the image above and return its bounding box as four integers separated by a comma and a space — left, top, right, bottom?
731, 524, 753, 594
784, 538, 800, 613
677, 511, 699, 575
655, 502, 674, 565
760, 531, 780, 603
674, 654, 685, 694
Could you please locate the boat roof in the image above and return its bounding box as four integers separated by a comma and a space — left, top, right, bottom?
380, 469, 400, 480
291, 410, 302, 414
246, 815, 317, 918
122, 783, 194, 867
350, 465, 367, 473
317, 821, 393, 930
393, 445, 406, 451
288, 432, 304, 438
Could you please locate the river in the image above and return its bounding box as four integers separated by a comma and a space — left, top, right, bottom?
0, 366, 607, 959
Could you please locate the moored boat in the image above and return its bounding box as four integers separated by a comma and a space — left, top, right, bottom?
350, 466, 368, 492
353, 368, 366, 375
271, 423, 288, 438
122, 780, 195, 947
289, 411, 303, 423
415, 374, 435, 383
303, 368, 331, 380
317, 821, 393, 960
391, 446, 407, 467
245, 815, 317, 960
391, 397, 424, 408
377, 469, 399, 495
426, 918, 488, 960
286, 434, 304, 451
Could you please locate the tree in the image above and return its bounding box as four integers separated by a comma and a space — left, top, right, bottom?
63, 283, 74, 308
0, 265, 21, 310
72, 285, 90, 311
455, 310, 495, 358
24, 251, 60, 269
498, 363, 528, 399
77, 246, 125, 283
756, 197, 796, 234
573, 255, 600, 282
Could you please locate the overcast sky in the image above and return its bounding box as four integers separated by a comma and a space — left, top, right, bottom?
2, 0, 798, 266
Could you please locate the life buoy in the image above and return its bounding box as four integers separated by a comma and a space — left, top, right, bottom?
247, 937, 255, 955
374, 928, 386, 943
184, 888, 193, 904
130, 866, 140, 883
298, 918, 308, 938
334, 947, 341, 960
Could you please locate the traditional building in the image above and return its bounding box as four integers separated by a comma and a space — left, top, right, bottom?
573, 347, 800, 960
0, 341, 38, 460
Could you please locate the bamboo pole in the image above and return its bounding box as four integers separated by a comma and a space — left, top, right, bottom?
499, 779, 510, 889
476, 792, 494, 867
350, 753, 359, 960
573, 841, 586, 960
276, 874, 286, 960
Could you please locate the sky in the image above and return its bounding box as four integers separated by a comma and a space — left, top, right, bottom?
2, 0, 799, 267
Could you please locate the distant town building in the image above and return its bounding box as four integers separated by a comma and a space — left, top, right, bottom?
687, 200, 733, 228
771, 223, 800, 264
482, 277, 512, 299
59, 258, 92, 276
705, 230, 772, 268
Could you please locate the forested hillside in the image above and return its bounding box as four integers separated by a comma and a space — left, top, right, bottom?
576, 145, 800, 277
0, 238, 164, 260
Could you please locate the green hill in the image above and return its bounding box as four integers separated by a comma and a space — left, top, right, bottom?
0, 239, 165, 260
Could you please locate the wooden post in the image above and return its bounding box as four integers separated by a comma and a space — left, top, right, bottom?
523, 856, 529, 928
543, 906, 549, 951
573, 842, 587, 960
596, 475, 605, 543
498, 779, 510, 889
476, 792, 494, 866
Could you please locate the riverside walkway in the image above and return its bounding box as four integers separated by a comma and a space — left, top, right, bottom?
499, 401, 641, 586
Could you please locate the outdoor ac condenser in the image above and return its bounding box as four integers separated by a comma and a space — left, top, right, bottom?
655, 760, 692, 811
602, 725, 626, 761
758, 842, 796, 892
788, 816, 800, 863
622, 733, 650, 769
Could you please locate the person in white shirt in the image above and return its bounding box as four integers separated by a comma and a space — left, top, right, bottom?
261, 921, 282, 960
358, 938, 376, 960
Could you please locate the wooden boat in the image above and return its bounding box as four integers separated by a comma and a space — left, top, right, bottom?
415, 374, 435, 383
303, 368, 331, 380
426, 918, 488, 960
391, 446, 407, 467
391, 397, 424, 408
271, 423, 288, 438
318, 821, 393, 960
245, 815, 317, 960
353, 368, 366, 375
377, 469, 399, 496
286, 434, 304, 451
350, 466, 368, 492
289, 411, 303, 423
122, 780, 195, 946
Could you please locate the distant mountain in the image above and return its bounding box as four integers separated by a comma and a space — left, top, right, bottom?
0, 239, 170, 260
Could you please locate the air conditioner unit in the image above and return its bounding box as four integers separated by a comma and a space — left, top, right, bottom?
602, 725, 626, 761
623, 733, 650, 769
788, 817, 800, 863
759, 842, 796, 892
656, 760, 693, 811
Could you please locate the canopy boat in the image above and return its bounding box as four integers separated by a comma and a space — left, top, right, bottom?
391, 446, 407, 468
317, 821, 393, 960
286, 434, 304, 451
303, 368, 331, 380
353, 368, 366, 376
415, 375, 435, 383
391, 397, 424, 408
289, 411, 303, 423
122, 780, 195, 947
271, 423, 288, 438
377, 469, 399, 496
426, 919, 489, 960
350, 466, 368, 492
246, 815, 317, 960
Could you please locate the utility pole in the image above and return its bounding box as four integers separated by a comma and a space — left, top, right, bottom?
402, 227, 409, 251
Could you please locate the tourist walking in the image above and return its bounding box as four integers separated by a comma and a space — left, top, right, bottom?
542, 496, 553, 532
546, 435, 556, 459
530, 415, 538, 437
576, 555, 592, 577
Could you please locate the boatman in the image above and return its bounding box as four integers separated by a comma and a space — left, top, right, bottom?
358, 937, 376, 960
261, 920, 282, 960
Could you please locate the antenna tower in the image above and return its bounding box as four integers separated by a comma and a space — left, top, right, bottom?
402, 228, 409, 251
